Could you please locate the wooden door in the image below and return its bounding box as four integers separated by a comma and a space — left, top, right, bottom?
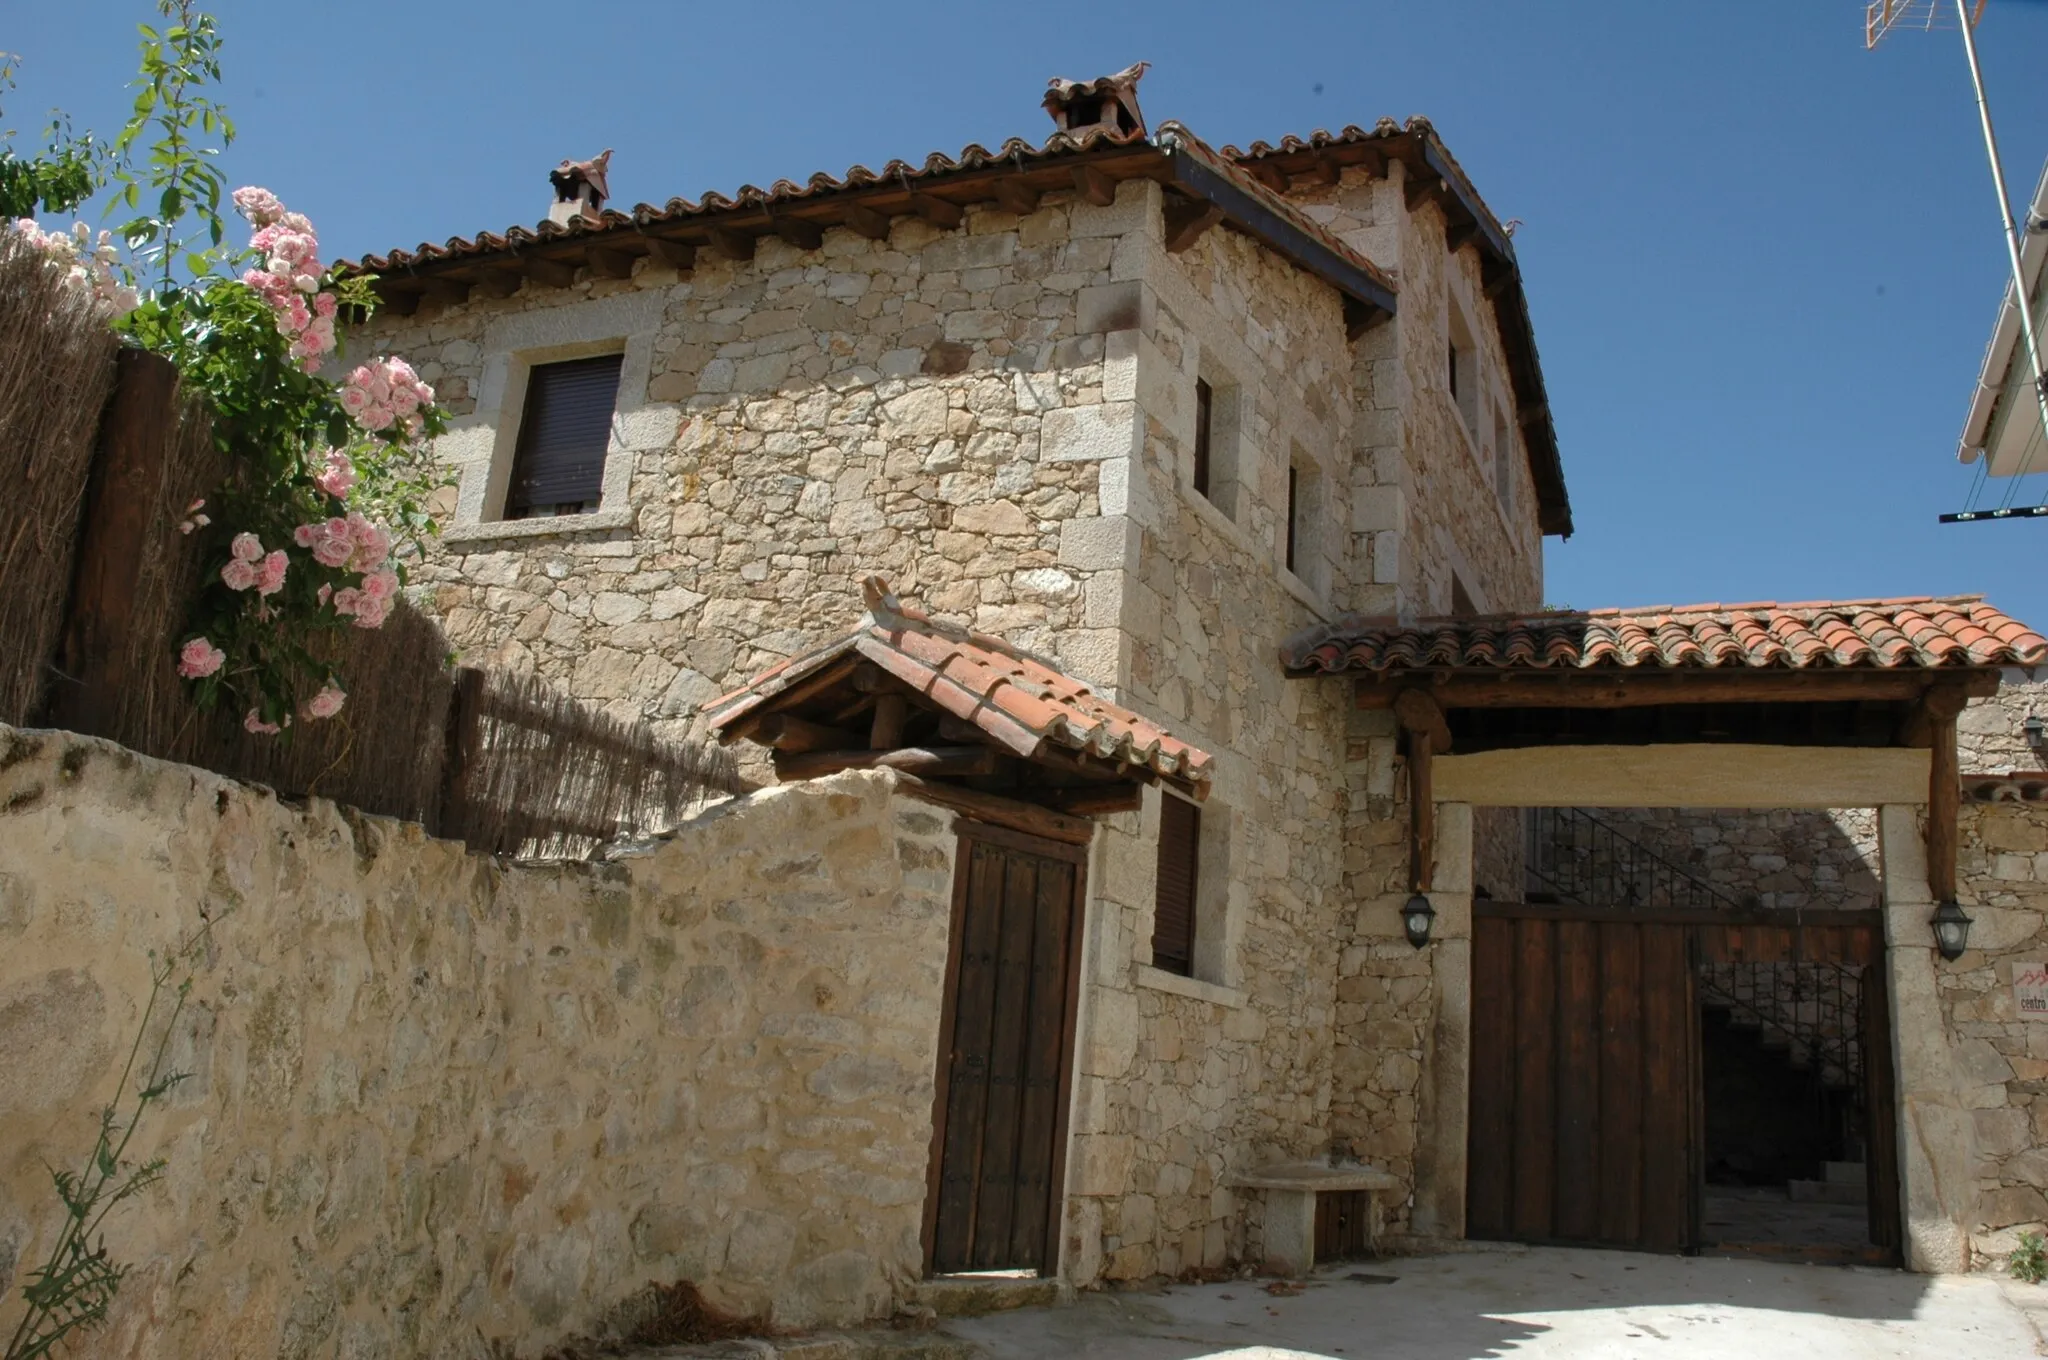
1468, 907, 1697, 1251
923, 822, 1086, 1276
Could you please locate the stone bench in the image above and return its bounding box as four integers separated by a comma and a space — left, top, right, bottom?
1230, 1161, 1401, 1276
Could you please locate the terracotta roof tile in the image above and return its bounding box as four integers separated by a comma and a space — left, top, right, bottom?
707, 578, 1213, 792
1282, 596, 2048, 675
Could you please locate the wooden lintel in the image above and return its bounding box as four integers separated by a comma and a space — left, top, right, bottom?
869, 692, 908, 750
1350, 669, 1998, 710
776, 745, 999, 780
1409, 728, 1436, 893
523, 256, 579, 289
909, 192, 964, 229
1071, 164, 1119, 207
771, 215, 825, 251
894, 774, 1095, 846
585, 246, 635, 280
646, 237, 698, 271
753, 713, 860, 754
842, 203, 893, 241
1162, 198, 1225, 254
1392, 688, 1452, 754
708, 226, 757, 262
992, 179, 1041, 216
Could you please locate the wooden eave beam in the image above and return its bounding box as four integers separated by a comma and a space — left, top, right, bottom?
770, 214, 825, 251
841, 203, 893, 241
908, 192, 964, 228
1347, 670, 1998, 709
644, 236, 697, 271
1245, 161, 1288, 194
1071, 164, 1120, 207
1162, 196, 1225, 254
707, 226, 757, 262
1345, 296, 1392, 341
584, 245, 636, 279
470, 265, 523, 298
991, 179, 1041, 216
379, 283, 422, 315
1404, 172, 1446, 212
522, 255, 579, 289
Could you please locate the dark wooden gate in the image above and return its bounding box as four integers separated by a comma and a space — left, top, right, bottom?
923, 822, 1086, 1276
1467, 902, 1898, 1256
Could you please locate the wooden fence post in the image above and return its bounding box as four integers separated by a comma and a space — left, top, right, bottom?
44, 349, 181, 737
436, 666, 485, 843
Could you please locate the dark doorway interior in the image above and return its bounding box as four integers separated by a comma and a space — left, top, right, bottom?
1698, 962, 1886, 1262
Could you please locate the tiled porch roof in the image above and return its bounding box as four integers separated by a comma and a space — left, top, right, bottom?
706, 579, 1213, 793
1282, 596, 2048, 675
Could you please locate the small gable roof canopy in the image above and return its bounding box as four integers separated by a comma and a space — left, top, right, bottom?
337, 115, 1568, 537
706, 578, 1213, 813
1959, 154, 2048, 477
1283, 595, 2046, 724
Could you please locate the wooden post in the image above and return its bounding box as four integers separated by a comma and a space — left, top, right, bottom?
436, 666, 486, 842
870, 692, 908, 749
1409, 728, 1436, 893
1924, 687, 1968, 903
44, 350, 180, 736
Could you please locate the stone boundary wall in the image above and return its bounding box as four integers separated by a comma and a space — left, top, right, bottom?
1532, 806, 1882, 912
1951, 799, 2048, 1262
0, 727, 954, 1357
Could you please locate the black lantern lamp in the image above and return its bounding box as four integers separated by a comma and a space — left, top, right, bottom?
2026, 713, 2046, 747
1931, 900, 1973, 961
1403, 893, 1437, 949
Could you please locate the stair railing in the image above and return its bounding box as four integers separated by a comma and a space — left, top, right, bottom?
1525, 806, 1750, 912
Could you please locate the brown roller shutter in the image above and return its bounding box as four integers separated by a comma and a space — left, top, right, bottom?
1152, 795, 1200, 976
505, 353, 624, 517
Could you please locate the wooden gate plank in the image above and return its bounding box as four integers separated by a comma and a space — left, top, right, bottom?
1554, 920, 1601, 1243
1466, 916, 1516, 1240
1862, 942, 1903, 1257
1640, 925, 1693, 1252
1596, 921, 1644, 1245
971, 852, 1040, 1267
1008, 856, 1075, 1269
1511, 916, 1557, 1241
933, 843, 1005, 1272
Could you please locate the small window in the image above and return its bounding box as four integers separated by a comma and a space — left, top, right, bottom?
1447, 340, 1460, 402
1285, 463, 1300, 574
504, 353, 624, 519
1448, 306, 1479, 441
1152, 794, 1201, 977
1193, 378, 1213, 498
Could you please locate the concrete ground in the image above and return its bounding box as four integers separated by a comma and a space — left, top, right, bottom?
943, 1246, 2047, 1360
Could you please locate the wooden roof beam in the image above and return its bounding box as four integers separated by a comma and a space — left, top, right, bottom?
584, 245, 636, 279
992, 178, 1041, 216
522, 255, 579, 289
707, 226, 757, 261
909, 192, 964, 228
1071, 164, 1119, 207
1163, 196, 1225, 253
770, 214, 825, 251
1350, 670, 1997, 709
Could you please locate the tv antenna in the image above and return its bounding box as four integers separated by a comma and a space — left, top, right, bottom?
1870, 2, 2048, 521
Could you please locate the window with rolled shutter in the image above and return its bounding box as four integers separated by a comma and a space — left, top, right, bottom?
504, 353, 624, 518
1152, 794, 1201, 977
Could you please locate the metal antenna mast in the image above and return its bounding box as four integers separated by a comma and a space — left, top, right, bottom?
1869, 1, 2048, 516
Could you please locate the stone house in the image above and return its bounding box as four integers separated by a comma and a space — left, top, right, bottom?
320, 64, 2048, 1305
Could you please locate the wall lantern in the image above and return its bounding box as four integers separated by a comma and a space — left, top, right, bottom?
1403, 893, 1437, 949
2026, 713, 2046, 747
1931, 900, 1974, 961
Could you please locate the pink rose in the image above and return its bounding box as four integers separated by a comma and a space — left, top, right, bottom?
337, 382, 372, 419
243, 709, 282, 735
313, 292, 337, 318
356, 403, 394, 433
314, 450, 355, 500
331, 586, 363, 616
304, 683, 346, 720
256, 549, 289, 597
230, 532, 263, 562
361, 567, 399, 602
220, 559, 259, 591
350, 594, 390, 629
294, 523, 319, 547
316, 583, 332, 606
176, 637, 226, 679
232, 186, 284, 227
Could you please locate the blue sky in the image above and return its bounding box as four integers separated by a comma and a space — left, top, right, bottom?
12, 2, 2048, 622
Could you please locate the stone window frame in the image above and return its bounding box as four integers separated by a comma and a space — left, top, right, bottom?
1282, 441, 1334, 604
1189, 348, 1247, 524
1134, 784, 1245, 1007
437, 292, 668, 548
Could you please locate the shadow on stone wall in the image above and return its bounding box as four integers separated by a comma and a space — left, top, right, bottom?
1525, 806, 1881, 912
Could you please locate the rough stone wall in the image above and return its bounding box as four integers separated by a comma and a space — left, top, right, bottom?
1949, 799, 2048, 1262
1961, 671, 2048, 773
1531, 806, 1883, 911
0, 727, 955, 1356
1057, 191, 1360, 1282
359, 187, 1154, 737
